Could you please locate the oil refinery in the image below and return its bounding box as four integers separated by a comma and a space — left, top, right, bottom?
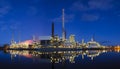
9, 9, 106, 49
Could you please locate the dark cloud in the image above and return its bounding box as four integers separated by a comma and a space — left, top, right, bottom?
81, 14, 99, 21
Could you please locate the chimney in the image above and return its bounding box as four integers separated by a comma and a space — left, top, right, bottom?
52, 22, 54, 38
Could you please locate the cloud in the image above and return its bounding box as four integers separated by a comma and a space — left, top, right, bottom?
71, 2, 88, 11
0, 6, 11, 16
70, 0, 114, 22
30, 0, 41, 3
10, 22, 21, 30
0, 21, 5, 24
27, 6, 38, 16
81, 14, 99, 21
1, 25, 8, 31
0, 21, 8, 31
0, 20, 22, 31
9, 20, 22, 30
53, 14, 74, 23
71, 0, 114, 11
88, 0, 113, 10
0, 0, 11, 17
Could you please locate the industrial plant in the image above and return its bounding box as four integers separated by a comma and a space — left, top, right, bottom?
9, 9, 106, 49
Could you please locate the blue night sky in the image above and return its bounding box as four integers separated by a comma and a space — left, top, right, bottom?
0, 0, 120, 45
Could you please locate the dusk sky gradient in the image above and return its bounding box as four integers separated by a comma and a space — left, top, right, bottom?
0, 0, 120, 45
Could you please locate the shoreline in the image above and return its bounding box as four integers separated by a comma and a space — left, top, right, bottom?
6, 48, 112, 51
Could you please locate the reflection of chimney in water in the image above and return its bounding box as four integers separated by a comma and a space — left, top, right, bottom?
52, 22, 54, 38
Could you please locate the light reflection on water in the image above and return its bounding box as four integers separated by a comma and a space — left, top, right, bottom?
5, 50, 112, 63
1, 49, 120, 69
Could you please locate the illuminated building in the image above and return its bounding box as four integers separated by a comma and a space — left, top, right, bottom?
39, 36, 51, 47
9, 9, 107, 49
113, 45, 120, 52
79, 39, 87, 48
69, 35, 75, 43
87, 38, 101, 48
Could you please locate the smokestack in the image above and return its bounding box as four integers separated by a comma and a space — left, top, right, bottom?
65, 30, 66, 40
52, 22, 54, 38
18, 31, 21, 43
11, 31, 15, 44
33, 35, 36, 41
62, 9, 65, 41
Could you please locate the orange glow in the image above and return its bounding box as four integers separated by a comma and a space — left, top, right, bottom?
21, 54, 32, 58
114, 46, 120, 52
114, 46, 120, 49
19, 40, 33, 46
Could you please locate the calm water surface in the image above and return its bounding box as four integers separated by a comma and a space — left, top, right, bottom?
0, 50, 120, 69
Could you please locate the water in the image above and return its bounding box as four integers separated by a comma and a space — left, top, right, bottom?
0, 49, 120, 69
